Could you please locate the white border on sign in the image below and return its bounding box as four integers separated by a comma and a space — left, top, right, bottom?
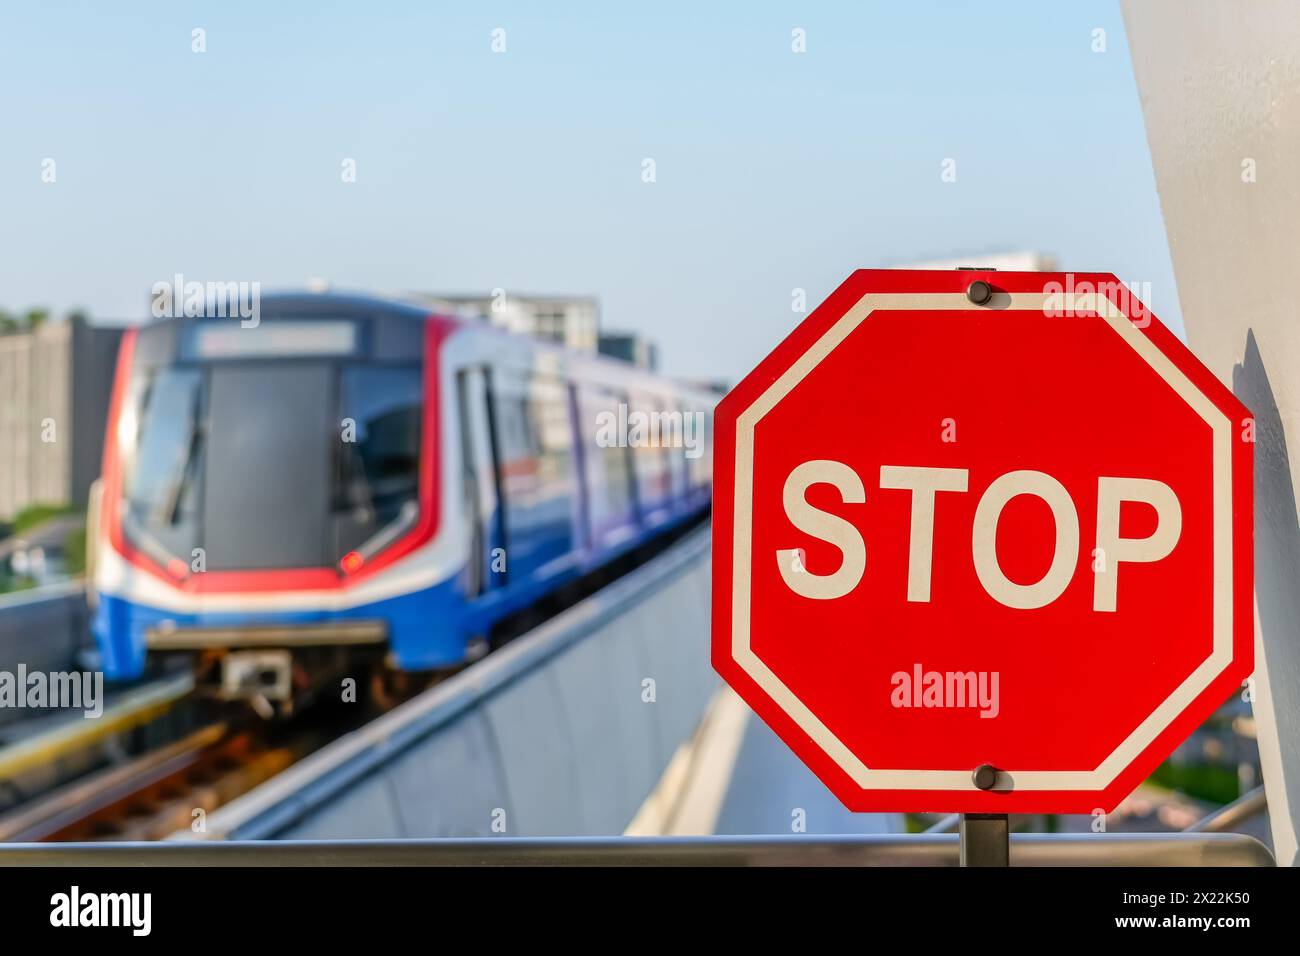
730, 291, 1232, 792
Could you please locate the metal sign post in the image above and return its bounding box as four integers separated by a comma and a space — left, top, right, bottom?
959, 814, 1009, 867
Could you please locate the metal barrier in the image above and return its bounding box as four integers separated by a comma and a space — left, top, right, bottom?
0, 581, 87, 729
923, 785, 1270, 840
0, 673, 194, 783
193, 525, 716, 840
1186, 785, 1268, 834
0, 832, 1273, 866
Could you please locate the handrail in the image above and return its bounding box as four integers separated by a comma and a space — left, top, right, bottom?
1185, 785, 1268, 833
0, 832, 1274, 867
923, 784, 1268, 841
0, 578, 84, 611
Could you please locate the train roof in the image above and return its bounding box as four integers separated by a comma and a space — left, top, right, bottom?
139, 290, 719, 403
213, 290, 442, 322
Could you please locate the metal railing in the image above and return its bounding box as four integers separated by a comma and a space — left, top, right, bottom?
1186, 785, 1268, 833
914, 784, 1271, 863
0, 832, 1273, 866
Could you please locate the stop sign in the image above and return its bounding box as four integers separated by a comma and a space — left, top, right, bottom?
711, 269, 1254, 813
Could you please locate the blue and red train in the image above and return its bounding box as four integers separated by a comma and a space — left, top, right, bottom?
89, 293, 713, 705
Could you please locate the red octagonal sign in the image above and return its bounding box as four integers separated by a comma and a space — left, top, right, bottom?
712, 270, 1254, 813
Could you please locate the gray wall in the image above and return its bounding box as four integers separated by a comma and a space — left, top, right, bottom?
68, 322, 124, 512
0, 582, 87, 729
1122, 0, 1300, 864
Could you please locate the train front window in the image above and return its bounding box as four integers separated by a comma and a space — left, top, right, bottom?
120, 354, 424, 575
121, 367, 205, 565
333, 366, 423, 563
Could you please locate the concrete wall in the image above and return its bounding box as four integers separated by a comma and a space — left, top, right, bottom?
1121, 0, 1300, 865
199, 526, 715, 840
68, 322, 124, 512
0, 582, 87, 729
0, 325, 68, 521
0, 320, 122, 522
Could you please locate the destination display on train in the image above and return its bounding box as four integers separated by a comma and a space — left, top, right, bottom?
710, 269, 1255, 814
186, 319, 358, 359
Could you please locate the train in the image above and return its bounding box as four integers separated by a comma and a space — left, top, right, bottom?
88, 292, 714, 710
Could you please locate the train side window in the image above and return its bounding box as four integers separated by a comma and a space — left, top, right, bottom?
579, 385, 637, 545
629, 391, 671, 518
529, 376, 576, 496
663, 398, 688, 501
492, 372, 534, 498
491, 370, 576, 579
333, 365, 423, 563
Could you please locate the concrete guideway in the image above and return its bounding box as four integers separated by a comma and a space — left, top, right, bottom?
0, 581, 88, 726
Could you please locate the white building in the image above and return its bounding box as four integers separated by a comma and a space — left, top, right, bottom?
901, 251, 1057, 272
417, 293, 601, 353
0, 318, 123, 521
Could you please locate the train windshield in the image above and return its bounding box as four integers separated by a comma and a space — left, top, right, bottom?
122, 368, 205, 565
121, 358, 423, 573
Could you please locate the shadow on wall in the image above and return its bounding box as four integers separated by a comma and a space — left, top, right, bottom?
1232, 329, 1300, 866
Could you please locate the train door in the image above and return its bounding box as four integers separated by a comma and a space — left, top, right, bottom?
457, 367, 505, 594
567, 382, 592, 553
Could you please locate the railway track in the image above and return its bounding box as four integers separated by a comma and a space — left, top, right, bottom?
0, 721, 320, 842
0, 667, 415, 842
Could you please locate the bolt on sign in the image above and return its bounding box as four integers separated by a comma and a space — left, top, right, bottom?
711, 270, 1254, 813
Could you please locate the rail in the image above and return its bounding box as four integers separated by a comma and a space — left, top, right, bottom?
1186, 785, 1268, 834
0, 831, 1274, 866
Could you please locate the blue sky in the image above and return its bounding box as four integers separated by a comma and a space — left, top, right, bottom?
0, 1, 1178, 382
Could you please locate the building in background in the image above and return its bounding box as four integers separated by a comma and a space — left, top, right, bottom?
597, 331, 658, 371
901, 250, 1058, 272
0, 318, 122, 522
419, 293, 601, 353
414, 291, 661, 372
